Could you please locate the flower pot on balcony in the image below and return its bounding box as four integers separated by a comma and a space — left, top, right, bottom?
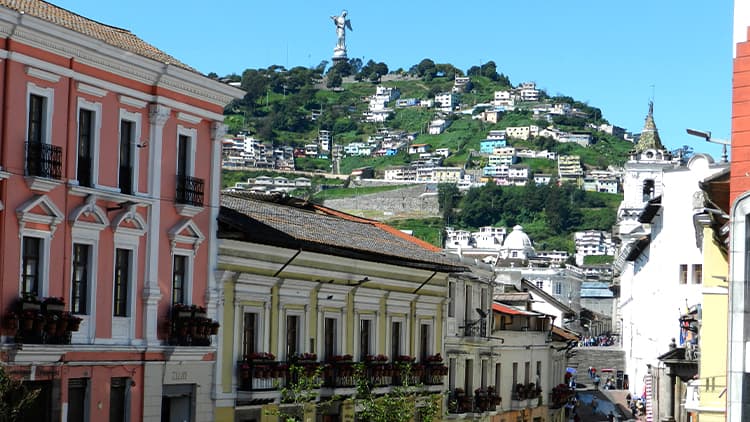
67, 317, 82, 332
57, 318, 68, 333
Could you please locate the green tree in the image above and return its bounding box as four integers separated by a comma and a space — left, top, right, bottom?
0, 365, 40, 421
437, 183, 460, 224
354, 362, 441, 422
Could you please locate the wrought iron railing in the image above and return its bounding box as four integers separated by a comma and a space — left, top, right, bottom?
463, 320, 487, 337
26, 142, 62, 179
176, 175, 204, 207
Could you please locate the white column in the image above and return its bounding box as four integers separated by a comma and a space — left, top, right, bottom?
143, 103, 170, 346
206, 122, 227, 318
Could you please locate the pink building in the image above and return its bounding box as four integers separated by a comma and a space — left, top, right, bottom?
0, 1, 242, 421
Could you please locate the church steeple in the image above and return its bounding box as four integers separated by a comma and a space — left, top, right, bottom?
635, 101, 664, 153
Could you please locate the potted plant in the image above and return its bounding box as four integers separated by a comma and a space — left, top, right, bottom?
66, 314, 83, 332
4, 312, 19, 330
42, 297, 65, 313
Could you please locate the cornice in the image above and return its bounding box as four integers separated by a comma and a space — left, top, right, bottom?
0, 10, 242, 108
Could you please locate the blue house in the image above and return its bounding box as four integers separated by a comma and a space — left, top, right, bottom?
385, 148, 399, 156
480, 139, 507, 154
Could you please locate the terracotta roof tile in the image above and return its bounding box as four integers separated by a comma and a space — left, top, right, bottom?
0, 0, 197, 72
220, 193, 466, 272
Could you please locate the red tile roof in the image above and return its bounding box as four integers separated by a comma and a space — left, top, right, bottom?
0, 0, 196, 72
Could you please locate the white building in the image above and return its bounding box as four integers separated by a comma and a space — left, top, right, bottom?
435, 92, 459, 112
574, 230, 615, 266
613, 103, 727, 405
487, 130, 506, 140
429, 119, 450, 135
505, 125, 540, 141
517, 82, 540, 102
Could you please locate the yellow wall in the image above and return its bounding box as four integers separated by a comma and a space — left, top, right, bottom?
698, 225, 728, 420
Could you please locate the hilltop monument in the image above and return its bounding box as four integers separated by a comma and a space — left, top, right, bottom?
330, 10, 352, 62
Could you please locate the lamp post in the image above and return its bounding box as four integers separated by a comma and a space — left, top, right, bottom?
686, 128, 730, 163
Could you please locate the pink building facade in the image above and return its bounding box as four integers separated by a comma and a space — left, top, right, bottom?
0, 1, 241, 421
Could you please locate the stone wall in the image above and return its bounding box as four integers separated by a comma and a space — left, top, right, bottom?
322, 185, 439, 220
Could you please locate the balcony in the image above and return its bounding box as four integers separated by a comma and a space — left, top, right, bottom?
323, 357, 356, 388
25, 142, 63, 191
448, 387, 501, 414
168, 304, 219, 347
5, 296, 82, 345
175, 175, 204, 207
237, 359, 287, 391
462, 319, 487, 337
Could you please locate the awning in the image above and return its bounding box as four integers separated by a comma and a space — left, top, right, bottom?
492, 302, 540, 316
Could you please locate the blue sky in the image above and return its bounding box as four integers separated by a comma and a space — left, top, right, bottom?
53, 1, 733, 158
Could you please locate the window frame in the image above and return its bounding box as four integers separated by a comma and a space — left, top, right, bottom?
679, 264, 688, 284
20, 235, 44, 297
26, 83, 54, 145
113, 248, 132, 318
71, 243, 91, 315
75, 98, 102, 188
692, 264, 703, 284
176, 126, 197, 178
117, 109, 141, 195
171, 252, 193, 306
111, 229, 139, 341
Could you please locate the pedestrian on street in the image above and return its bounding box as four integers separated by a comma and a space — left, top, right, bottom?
594, 375, 601, 389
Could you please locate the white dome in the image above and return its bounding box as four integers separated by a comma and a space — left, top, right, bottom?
499, 225, 536, 260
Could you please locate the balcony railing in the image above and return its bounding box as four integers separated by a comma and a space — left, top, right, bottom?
447, 388, 501, 414
176, 175, 204, 207
323, 360, 356, 388
5, 295, 82, 345
463, 319, 487, 337
26, 142, 62, 179
168, 304, 219, 347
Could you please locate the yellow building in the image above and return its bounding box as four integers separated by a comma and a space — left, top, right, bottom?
687, 169, 729, 420
213, 192, 467, 422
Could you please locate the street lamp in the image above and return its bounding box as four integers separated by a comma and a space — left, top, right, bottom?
686, 128, 730, 163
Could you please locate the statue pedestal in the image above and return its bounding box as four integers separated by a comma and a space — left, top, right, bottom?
332, 47, 347, 63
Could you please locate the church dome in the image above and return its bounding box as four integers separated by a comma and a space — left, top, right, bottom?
499, 225, 536, 260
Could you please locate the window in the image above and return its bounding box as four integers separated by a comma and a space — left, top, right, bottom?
177, 134, 190, 177
481, 360, 488, 388
172, 255, 187, 306
554, 281, 562, 295
449, 358, 456, 390
360, 319, 371, 359
67, 378, 88, 422
110, 377, 129, 422
420, 323, 430, 361
77, 109, 94, 187
28, 94, 45, 144
119, 120, 134, 195
21, 236, 41, 296
524, 361, 530, 385
391, 321, 402, 358
536, 281, 544, 289
286, 315, 299, 358
693, 264, 703, 284
495, 363, 502, 396
480, 287, 488, 315
643, 179, 655, 200
71, 244, 90, 314
679, 264, 688, 284
465, 285, 473, 322
448, 282, 455, 317
512, 362, 518, 389
464, 359, 473, 392
536, 361, 542, 385
113, 248, 131, 317
242, 313, 257, 358
324, 317, 337, 360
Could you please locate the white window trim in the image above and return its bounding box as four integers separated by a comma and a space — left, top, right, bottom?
388, 315, 407, 358
110, 232, 139, 344
69, 233, 98, 344
281, 308, 306, 360
319, 312, 342, 359
355, 313, 377, 360
118, 109, 142, 195
19, 231, 51, 298
74, 98, 102, 188
26, 82, 54, 144
417, 319, 434, 360
170, 249, 193, 306
236, 305, 267, 360
176, 125, 197, 177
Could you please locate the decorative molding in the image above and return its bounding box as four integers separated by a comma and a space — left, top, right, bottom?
69, 195, 109, 230
111, 204, 147, 237
163, 346, 215, 361
77, 82, 107, 98
16, 194, 64, 236
149, 103, 171, 125
211, 122, 228, 141
175, 204, 204, 218
177, 112, 201, 124
25, 65, 60, 82
119, 95, 147, 109
168, 218, 206, 255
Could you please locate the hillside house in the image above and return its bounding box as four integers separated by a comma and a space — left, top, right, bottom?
409, 143, 432, 154
480, 139, 507, 154
428, 119, 450, 135
435, 92, 459, 112
487, 130, 507, 140
505, 125, 540, 140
